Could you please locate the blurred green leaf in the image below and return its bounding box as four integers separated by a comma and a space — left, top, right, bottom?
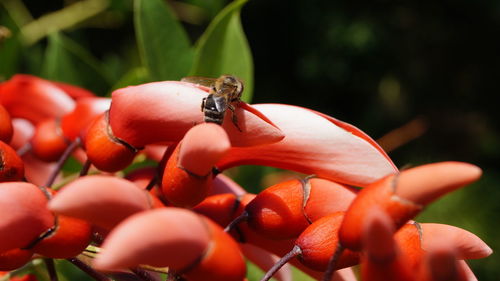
111, 67, 149, 91
245, 260, 315, 281
23, 43, 44, 75
55, 259, 90, 281
191, 0, 254, 102
0, 33, 21, 80
42, 32, 111, 94
134, 0, 194, 81
0, 8, 22, 79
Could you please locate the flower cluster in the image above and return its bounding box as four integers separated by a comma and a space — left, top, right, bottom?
0, 74, 492, 281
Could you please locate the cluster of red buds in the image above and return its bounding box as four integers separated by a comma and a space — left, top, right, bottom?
0, 74, 492, 281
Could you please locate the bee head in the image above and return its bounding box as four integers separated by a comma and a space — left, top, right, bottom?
217, 75, 244, 99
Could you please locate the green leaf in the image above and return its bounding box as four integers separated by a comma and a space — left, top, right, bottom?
134, 0, 194, 81
185, 0, 228, 19
0, 32, 21, 80
42, 32, 111, 95
191, 0, 254, 102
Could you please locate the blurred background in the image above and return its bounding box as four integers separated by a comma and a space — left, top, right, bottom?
1, 0, 498, 279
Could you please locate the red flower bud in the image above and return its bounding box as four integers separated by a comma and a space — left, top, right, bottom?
31, 215, 92, 258
0, 141, 24, 182
0, 248, 33, 271
0, 182, 54, 252
30, 119, 69, 162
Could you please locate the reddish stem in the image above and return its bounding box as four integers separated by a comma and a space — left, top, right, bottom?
224, 211, 249, 233
45, 138, 81, 188
321, 243, 345, 281
260, 245, 302, 281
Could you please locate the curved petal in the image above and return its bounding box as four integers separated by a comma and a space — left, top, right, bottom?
396, 162, 482, 205
217, 104, 398, 187
362, 207, 397, 261
0, 74, 75, 124
458, 260, 478, 281
420, 223, 492, 260
360, 208, 414, 281
49, 175, 153, 229
418, 245, 468, 281
93, 208, 210, 271
310, 109, 394, 168
108, 81, 283, 147
179, 123, 230, 176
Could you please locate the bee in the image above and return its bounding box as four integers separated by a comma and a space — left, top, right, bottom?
181, 74, 244, 131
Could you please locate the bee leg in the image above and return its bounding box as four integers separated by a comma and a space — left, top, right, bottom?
201, 97, 206, 112
228, 104, 242, 132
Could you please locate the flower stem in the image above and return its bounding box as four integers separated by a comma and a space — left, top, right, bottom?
80, 159, 91, 177
67, 258, 112, 281
131, 268, 161, 281
44, 259, 58, 281
45, 138, 81, 188
260, 245, 302, 281
224, 211, 249, 232
16, 142, 31, 157
144, 174, 158, 191
321, 243, 345, 281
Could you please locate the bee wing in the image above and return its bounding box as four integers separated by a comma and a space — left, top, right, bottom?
212, 95, 229, 112
181, 76, 217, 87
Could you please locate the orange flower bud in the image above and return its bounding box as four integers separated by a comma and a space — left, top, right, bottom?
162, 124, 230, 207
84, 113, 138, 172
0, 105, 13, 143
31, 215, 92, 258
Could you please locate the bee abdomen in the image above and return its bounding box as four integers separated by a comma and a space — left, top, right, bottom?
204, 110, 224, 125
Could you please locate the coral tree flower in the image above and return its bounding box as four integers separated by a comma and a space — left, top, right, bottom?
0, 74, 76, 123
339, 161, 482, 251
0, 76, 492, 281
107, 81, 284, 147
93, 208, 247, 281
